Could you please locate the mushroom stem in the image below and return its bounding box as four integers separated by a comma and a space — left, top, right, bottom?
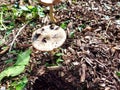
49, 5, 56, 23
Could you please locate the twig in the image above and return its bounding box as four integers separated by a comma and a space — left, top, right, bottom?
0, 11, 7, 30
0, 46, 9, 55
20, 0, 24, 5
28, 0, 33, 5
47, 66, 63, 71
84, 57, 93, 67
9, 22, 29, 51
80, 63, 86, 82
106, 20, 111, 32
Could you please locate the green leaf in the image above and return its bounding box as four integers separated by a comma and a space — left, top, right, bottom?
15, 49, 31, 66
27, 6, 34, 10
25, 13, 34, 20
9, 66, 25, 77
55, 53, 63, 57
19, 6, 29, 11
5, 59, 14, 64
12, 8, 23, 17
60, 20, 70, 29
56, 58, 64, 65
37, 6, 45, 17
70, 31, 74, 38
1, 5, 9, 11
12, 76, 28, 90
60, 22, 67, 29
116, 72, 120, 76
0, 66, 25, 81
78, 24, 86, 32
0, 49, 31, 81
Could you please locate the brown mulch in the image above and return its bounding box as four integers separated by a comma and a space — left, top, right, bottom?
0, 0, 120, 90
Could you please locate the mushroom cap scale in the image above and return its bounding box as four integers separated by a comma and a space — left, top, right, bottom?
32, 25, 66, 51
39, 0, 61, 5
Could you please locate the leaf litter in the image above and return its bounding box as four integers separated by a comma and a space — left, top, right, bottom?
0, 0, 120, 90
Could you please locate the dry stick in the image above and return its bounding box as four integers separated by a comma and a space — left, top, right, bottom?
9, 22, 29, 51
80, 63, 87, 82
0, 11, 7, 30
105, 20, 111, 32
47, 66, 63, 71
28, 0, 33, 5
0, 46, 9, 55
20, 0, 24, 5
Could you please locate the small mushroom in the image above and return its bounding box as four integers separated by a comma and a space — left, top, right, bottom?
32, 24, 66, 51
39, 0, 63, 22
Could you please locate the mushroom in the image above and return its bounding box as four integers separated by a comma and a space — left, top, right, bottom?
32, 24, 66, 51
39, 0, 63, 22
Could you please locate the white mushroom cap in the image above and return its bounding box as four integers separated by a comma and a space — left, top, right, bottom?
32, 25, 66, 51
39, 0, 61, 5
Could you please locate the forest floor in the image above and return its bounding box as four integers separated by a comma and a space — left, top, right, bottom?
0, 0, 120, 90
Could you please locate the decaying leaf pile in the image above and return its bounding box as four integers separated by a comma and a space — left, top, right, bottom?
0, 0, 120, 90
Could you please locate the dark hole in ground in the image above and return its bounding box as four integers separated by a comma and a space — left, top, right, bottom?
32, 71, 77, 90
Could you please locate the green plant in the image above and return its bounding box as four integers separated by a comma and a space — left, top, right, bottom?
55, 52, 64, 65
60, 20, 70, 29
116, 72, 120, 77
0, 49, 31, 81
12, 5, 45, 20
0, 4, 45, 52
8, 76, 28, 90
70, 31, 75, 38
78, 24, 86, 32
0, 5, 45, 31
45, 52, 64, 67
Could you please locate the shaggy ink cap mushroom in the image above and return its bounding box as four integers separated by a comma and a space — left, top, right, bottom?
39, 0, 61, 5
39, 0, 62, 22
32, 24, 66, 51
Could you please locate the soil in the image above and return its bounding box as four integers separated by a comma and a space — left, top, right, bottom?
0, 0, 120, 90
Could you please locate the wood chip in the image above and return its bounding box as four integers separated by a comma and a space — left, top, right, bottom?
80, 63, 87, 82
